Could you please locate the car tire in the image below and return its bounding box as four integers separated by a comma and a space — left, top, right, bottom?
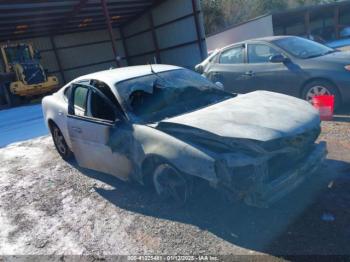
152, 163, 192, 206
302, 80, 341, 110
50, 123, 73, 161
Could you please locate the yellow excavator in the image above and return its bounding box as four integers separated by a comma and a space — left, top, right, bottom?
0, 43, 59, 108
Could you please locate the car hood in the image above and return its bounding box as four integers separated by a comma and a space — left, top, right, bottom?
311, 50, 350, 63
155, 91, 320, 142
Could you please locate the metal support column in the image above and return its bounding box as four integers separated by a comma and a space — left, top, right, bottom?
101, 0, 120, 67
50, 35, 66, 84
191, 0, 205, 61
149, 11, 161, 63
304, 11, 311, 36
120, 27, 130, 66
334, 6, 340, 39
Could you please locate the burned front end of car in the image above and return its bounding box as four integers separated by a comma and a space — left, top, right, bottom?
213, 127, 327, 207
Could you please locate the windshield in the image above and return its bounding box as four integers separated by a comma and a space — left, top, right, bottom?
117, 69, 234, 123
273, 36, 335, 59
4, 45, 32, 63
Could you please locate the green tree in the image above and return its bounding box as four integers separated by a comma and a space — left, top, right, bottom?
200, 0, 344, 35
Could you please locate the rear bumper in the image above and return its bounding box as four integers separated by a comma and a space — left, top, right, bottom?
244, 141, 327, 207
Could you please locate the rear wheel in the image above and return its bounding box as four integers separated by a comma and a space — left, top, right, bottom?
152, 163, 192, 206
50, 123, 73, 160
302, 80, 341, 110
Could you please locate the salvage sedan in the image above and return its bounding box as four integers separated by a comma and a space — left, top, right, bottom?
42, 65, 326, 207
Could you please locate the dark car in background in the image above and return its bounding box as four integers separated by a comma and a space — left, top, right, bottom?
196, 36, 350, 108
326, 27, 350, 51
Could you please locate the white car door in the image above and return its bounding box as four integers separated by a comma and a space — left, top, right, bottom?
67, 83, 132, 181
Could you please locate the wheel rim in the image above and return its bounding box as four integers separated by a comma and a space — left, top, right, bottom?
306, 85, 331, 103
153, 165, 188, 203
53, 127, 67, 155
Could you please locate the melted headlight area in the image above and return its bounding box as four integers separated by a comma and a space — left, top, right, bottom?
215, 152, 269, 202
213, 128, 321, 205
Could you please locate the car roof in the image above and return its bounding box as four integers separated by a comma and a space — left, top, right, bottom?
247, 35, 292, 42
220, 35, 293, 50
74, 64, 181, 87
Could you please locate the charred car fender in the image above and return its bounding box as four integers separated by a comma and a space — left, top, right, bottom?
108, 123, 218, 184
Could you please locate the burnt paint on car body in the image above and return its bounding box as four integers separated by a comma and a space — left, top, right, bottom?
106, 91, 326, 207
42, 65, 327, 208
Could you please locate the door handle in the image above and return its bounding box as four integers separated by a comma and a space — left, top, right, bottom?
72, 127, 82, 133
244, 71, 255, 77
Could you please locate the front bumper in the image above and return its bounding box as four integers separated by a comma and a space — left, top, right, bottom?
244, 141, 327, 207
10, 76, 59, 96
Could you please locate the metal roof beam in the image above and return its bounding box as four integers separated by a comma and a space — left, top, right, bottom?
0, 25, 114, 42
0, 20, 128, 36
51, 0, 89, 35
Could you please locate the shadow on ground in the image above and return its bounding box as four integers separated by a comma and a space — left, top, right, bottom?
70, 156, 350, 256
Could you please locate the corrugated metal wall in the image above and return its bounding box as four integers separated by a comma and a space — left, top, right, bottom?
122, 0, 206, 69
0, 29, 120, 85
0, 0, 206, 86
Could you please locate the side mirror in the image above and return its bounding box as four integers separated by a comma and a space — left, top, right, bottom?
215, 81, 224, 90
269, 54, 289, 63
195, 64, 204, 74
34, 50, 41, 60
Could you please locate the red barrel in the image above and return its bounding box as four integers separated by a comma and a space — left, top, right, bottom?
312, 95, 334, 121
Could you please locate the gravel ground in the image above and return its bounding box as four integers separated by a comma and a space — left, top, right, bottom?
0, 111, 349, 258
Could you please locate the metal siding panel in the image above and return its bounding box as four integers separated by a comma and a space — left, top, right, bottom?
54, 29, 110, 48
129, 53, 156, 65
119, 59, 128, 67
64, 61, 116, 82
40, 50, 59, 72
152, 0, 192, 26
58, 42, 114, 69
30, 37, 53, 51
160, 44, 201, 69
156, 17, 197, 49
0, 37, 52, 51
116, 39, 125, 58
126, 31, 154, 55
286, 22, 305, 35
113, 28, 122, 39
123, 14, 151, 37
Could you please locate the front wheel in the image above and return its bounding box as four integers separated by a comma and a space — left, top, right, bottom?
152, 164, 192, 206
302, 80, 341, 110
50, 123, 73, 160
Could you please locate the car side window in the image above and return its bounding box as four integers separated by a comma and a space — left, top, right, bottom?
87, 91, 116, 122
248, 44, 280, 63
90, 79, 124, 113
219, 46, 245, 64
73, 86, 89, 116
